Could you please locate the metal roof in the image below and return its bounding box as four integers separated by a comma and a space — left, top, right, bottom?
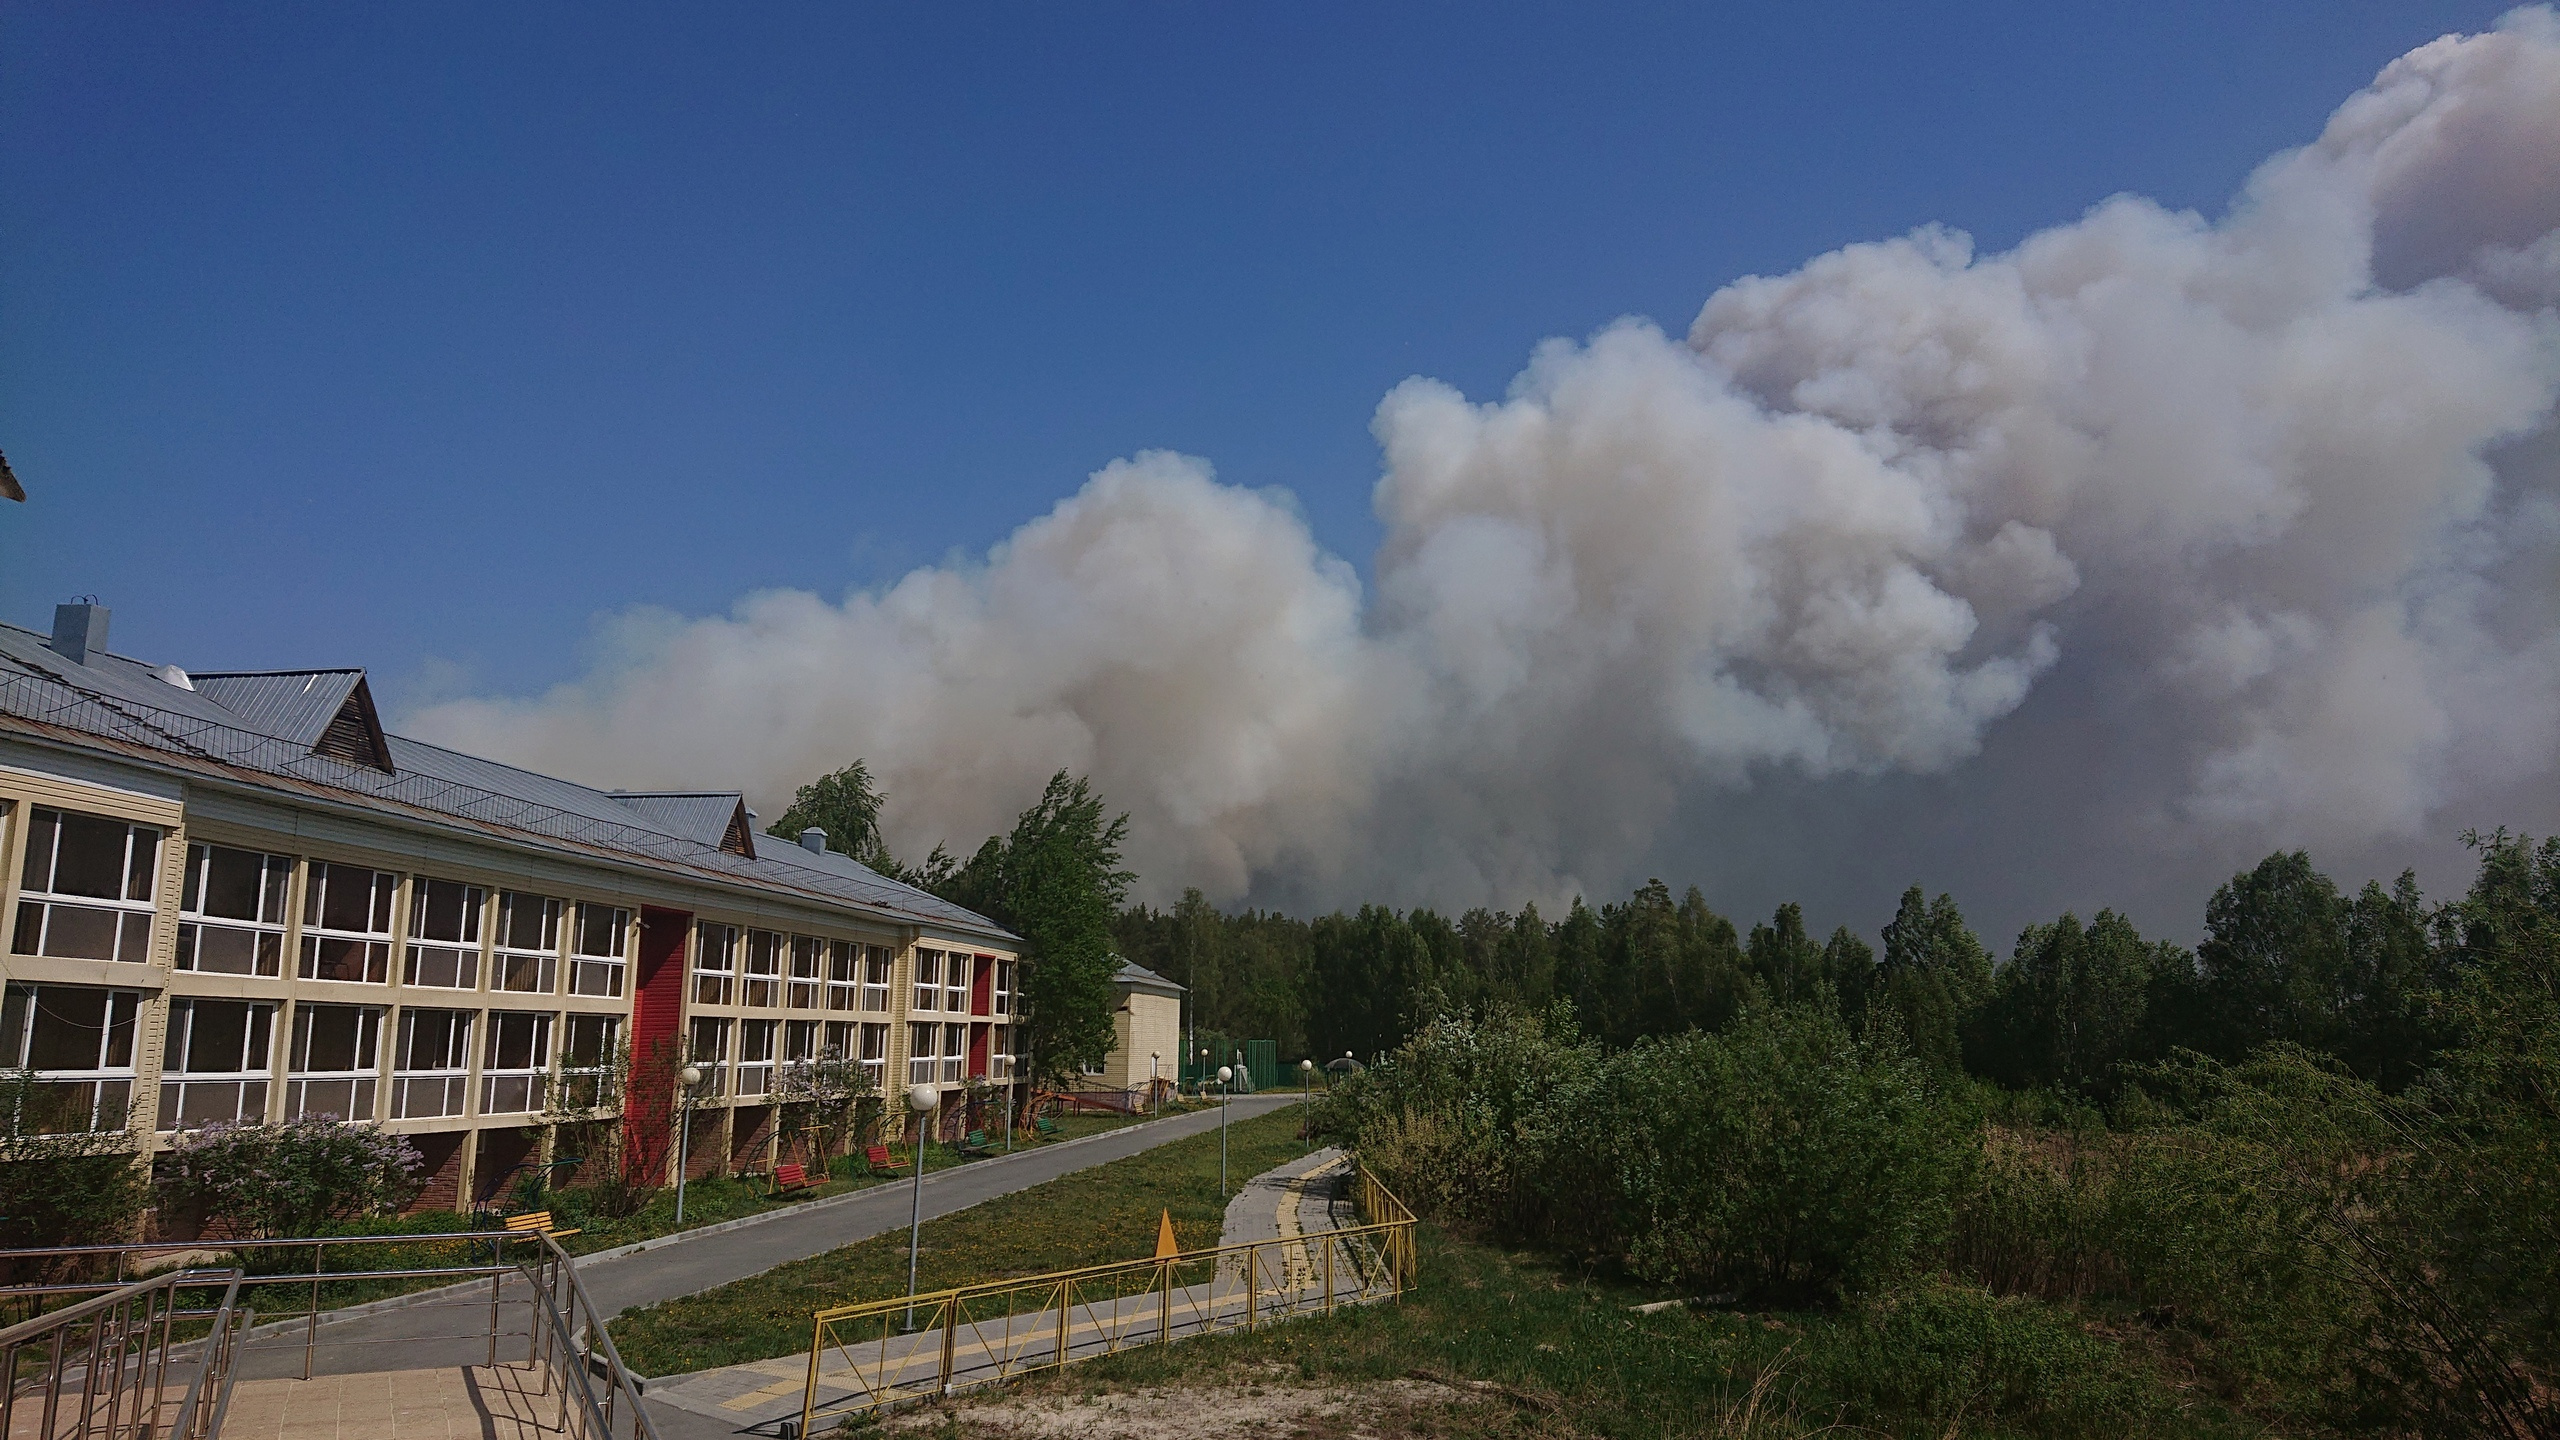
186, 670, 366, 747
0, 621, 1014, 942
1113, 958, 1185, 994
605, 792, 751, 849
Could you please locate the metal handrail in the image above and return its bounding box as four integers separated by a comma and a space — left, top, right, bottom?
797, 1158, 1416, 1432
520, 1236, 660, 1440
0, 1231, 533, 1381
0, 1266, 249, 1440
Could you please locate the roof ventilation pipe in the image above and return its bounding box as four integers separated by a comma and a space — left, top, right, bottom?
49, 600, 108, 666
799, 827, 829, 855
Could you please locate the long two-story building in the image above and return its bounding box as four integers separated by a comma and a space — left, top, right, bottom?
0, 602, 1019, 1212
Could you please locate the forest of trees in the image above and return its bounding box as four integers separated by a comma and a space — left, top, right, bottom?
1120, 846, 2460, 1099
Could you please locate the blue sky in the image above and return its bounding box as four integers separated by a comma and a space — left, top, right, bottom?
0, 1, 2507, 709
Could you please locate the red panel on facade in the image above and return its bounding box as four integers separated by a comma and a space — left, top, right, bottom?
971, 955, 994, 1017
627, 906, 691, 1181
969, 1021, 990, 1078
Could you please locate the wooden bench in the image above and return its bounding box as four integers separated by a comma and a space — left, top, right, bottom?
503, 1210, 580, 1243
864, 1144, 909, 1177
769, 1161, 816, 1197
959, 1130, 993, 1157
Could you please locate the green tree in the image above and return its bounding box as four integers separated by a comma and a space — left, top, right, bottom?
1877, 887, 1994, 1072
2196, 851, 2350, 1059
934, 772, 1133, 1087
767, 760, 897, 871
1746, 902, 1826, 1007
1973, 911, 2180, 1095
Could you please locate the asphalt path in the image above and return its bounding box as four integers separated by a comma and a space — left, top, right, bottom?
232, 1092, 1307, 1385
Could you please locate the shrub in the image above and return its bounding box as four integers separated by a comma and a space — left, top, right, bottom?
1839, 1281, 2164, 1435
0, 1069, 150, 1259
160, 1117, 423, 1238
1599, 1004, 1974, 1301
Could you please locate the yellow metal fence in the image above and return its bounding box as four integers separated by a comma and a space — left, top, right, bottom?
798, 1167, 1416, 1432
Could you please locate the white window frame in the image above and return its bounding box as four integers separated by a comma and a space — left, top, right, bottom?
404, 877, 484, 991
559, 1014, 620, 1111
993, 960, 1014, 1018
941, 1021, 967, 1084
861, 945, 893, 1013
480, 1011, 552, 1115
742, 929, 783, 1008
990, 1023, 1012, 1082
300, 862, 397, 984
945, 955, 970, 1016
694, 924, 736, 1006
492, 892, 561, 995
736, 1018, 777, 1097
907, 1020, 938, 1086
1, 982, 140, 1133
177, 842, 291, 977
12, 808, 160, 966
286, 1003, 381, 1122
788, 936, 823, 1010
687, 1016, 731, 1096
824, 940, 859, 1013
391, 1007, 471, 1119
570, 904, 629, 998
912, 950, 940, 1014
159, 997, 274, 1131
859, 1022, 889, 1087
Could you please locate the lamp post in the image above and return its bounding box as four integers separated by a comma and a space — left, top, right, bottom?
1300, 1057, 1314, 1101
1149, 1052, 1160, 1117
674, 1064, 704, 1224
1216, 1064, 1233, 1198
903, 1082, 938, 1331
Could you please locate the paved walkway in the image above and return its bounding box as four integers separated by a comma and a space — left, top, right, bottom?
216, 1366, 558, 1440
642, 1147, 1371, 1437
229, 1094, 1306, 1390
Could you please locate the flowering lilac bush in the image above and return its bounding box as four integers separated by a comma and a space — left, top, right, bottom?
161, 1117, 424, 1237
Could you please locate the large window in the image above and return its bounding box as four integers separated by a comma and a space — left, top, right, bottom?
481, 1012, 551, 1115
693, 924, 736, 1006
945, 958, 969, 1016
287, 1004, 380, 1121
0, 982, 139, 1132
859, 1022, 889, 1088
300, 862, 396, 984
405, 878, 483, 990
391, 1008, 470, 1119
993, 960, 1014, 1018
177, 843, 290, 976
560, 1014, 620, 1110
742, 930, 783, 1008
942, 1022, 967, 1084
990, 1024, 1012, 1082
912, 949, 941, 1013
862, 946, 893, 1013
736, 1019, 776, 1097
686, 1017, 730, 1096
493, 892, 559, 995
12, 808, 159, 964
824, 940, 858, 1012
570, 905, 628, 998
159, 998, 274, 1130
907, 1021, 939, 1086
789, 936, 823, 1010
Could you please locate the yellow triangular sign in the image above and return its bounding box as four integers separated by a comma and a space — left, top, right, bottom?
1154, 1209, 1180, 1259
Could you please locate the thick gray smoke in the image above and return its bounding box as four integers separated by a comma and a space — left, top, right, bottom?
408, 12, 2560, 941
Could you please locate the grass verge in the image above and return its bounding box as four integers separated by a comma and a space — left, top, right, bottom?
609, 1104, 1314, 1377
958, 1225, 2270, 1440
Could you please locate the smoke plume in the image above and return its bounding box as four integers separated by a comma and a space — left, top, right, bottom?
408, 12, 2560, 941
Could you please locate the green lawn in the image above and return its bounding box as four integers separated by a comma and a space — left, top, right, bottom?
1002, 1225, 2268, 1440
609, 1104, 1314, 1377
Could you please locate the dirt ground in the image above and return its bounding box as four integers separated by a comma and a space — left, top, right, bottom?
879, 1372, 1529, 1440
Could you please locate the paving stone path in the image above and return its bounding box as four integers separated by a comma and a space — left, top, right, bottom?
643, 1145, 1370, 1438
